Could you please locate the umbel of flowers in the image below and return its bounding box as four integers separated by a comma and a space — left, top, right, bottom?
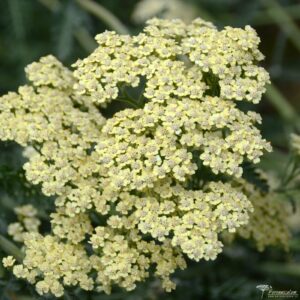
0, 18, 289, 297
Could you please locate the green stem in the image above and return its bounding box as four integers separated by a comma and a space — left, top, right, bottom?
279, 155, 294, 186
74, 27, 97, 53
276, 164, 300, 198
0, 260, 4, 278
265, 84, 298, 123
260, 0, 300, 52
37, 0, 60, 12
75, 0, 129, 35
38, 0, 61, 12
251, 4, 300, 25
37, 0, 96, 54
137, 88, 146, 106
0, 234, 24, 262
115, 98, 140, 109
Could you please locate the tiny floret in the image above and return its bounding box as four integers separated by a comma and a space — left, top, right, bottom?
2, 256, 16, 268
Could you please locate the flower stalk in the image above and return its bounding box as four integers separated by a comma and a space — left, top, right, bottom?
0, 234, 24, 263
75, 0, 129, 35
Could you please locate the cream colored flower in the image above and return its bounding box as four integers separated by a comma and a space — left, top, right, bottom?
2, 256, 16, 268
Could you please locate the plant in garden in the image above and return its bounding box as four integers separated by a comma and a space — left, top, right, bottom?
0, 18, 291, 297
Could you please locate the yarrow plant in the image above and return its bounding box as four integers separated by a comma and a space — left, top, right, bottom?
0, 18, 290, 297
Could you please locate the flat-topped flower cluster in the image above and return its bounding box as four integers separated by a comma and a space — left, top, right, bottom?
0, 18, 289, 297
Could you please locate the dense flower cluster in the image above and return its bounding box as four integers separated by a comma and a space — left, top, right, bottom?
13, 233, 93, 297
8, 204, 41, 242
73, 19, 269, 106
0, 18, 289, 297
225, 179, 290, 251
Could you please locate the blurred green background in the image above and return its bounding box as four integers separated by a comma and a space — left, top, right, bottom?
0, 0, 300, 299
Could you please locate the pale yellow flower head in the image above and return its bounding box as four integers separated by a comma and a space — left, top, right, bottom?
0, 18, 288, 297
